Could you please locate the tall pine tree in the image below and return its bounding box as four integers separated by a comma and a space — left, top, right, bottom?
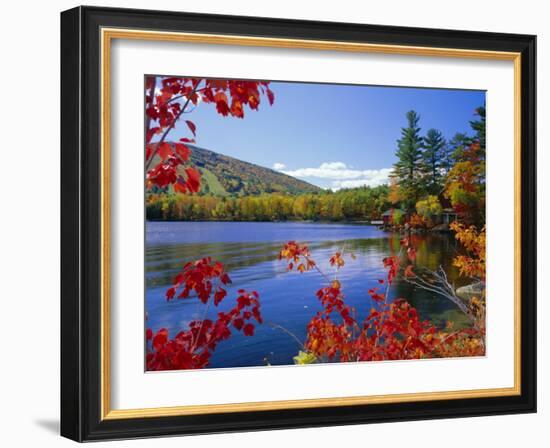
421, 128, 446, 195
392, 110, 424, 213
470, 105, 486, 155
448, 132, 470, 163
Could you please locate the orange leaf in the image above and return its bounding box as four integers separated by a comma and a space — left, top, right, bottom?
404, 265, 415, 278
230, 100, 244, 118
214, 91, 230, 116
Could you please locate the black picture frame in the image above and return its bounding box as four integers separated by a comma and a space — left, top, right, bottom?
61, 5, 536, 442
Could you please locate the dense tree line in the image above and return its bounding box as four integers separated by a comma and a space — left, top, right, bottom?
146, 106, 485, 226
390, 106, 486, 226
146, 185, 390, 222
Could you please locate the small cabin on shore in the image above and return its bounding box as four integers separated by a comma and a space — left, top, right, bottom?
381, 209, 393, 226
438, 208, 459, 225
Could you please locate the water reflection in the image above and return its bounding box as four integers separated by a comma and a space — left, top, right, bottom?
145, 222, 470, 368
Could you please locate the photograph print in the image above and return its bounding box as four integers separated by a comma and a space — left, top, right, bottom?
144, 76, 486, 371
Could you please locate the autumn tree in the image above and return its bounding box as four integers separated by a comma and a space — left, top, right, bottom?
145, 76, 274, 194
416, 195, 443, 225
388, 177, 402, 205
444, 106, 486, 224
146, 187, 390, 222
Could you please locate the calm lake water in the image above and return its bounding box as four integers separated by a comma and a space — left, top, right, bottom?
145, 221, 469, 369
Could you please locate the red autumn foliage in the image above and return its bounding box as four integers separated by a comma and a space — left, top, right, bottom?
185, 119, 196, 136
282, 242, 485, 364
382, 255, 400, 285
145, 76, 274, 371
367, 286, 385, 303
145, 76, 274, 194
408, 213, 427, 229
146, 259, 262, 371
278, 241, 316, 273
174, 142, 191, 160
329, 252, 345, 269
404, 264, 415, 278
164, 256, 231, 304
146, 155, 180, 189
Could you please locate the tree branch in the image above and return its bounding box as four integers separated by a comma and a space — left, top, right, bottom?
145, 81, 202, 171
404, 266, 472, 317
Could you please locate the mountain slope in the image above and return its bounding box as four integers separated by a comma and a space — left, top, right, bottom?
190, 145, 322, 195
150, 143, 321, 196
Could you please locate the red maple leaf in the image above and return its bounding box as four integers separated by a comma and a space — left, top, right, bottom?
185, 120, 196, 136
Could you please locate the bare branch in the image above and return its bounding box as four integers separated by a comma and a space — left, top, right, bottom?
403, 266, 472, 318
268, 323, 305, 350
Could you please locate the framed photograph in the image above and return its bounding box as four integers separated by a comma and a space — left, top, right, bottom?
60, 6, 536, 441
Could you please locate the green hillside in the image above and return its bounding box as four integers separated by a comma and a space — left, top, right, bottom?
150, 143, 321, 196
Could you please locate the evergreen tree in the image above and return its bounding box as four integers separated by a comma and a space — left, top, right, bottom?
448, 132, 470, 163
469, 104, 486, 192
392, 110, 424, 213
470, 105, 486, 154
421, 128, 446, 195
439, 140, 454, 177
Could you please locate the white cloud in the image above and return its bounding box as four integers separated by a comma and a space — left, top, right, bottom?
331, 172, 392, 190
282, 162, 392, 188
273, 162, 286, 170
319, 161, 347, 170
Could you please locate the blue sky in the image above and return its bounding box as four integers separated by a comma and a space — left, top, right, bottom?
166, 80, 485, 190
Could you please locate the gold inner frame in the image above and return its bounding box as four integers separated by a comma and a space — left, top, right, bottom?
100, 27, 522, 420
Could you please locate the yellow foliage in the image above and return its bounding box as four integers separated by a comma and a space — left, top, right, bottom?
450, 221, 486, 280
415, 195, 442, 219
388, 178, 402, 204
409, 213, 427, 228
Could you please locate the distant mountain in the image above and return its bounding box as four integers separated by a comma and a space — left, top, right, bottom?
150, 143, 321, 196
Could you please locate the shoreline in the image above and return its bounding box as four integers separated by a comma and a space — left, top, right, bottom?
146, 219, 381, 226
145, 219, 454, 233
